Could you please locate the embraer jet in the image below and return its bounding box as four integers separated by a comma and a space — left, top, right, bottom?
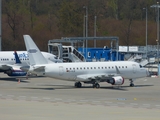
0, 51, 62, 77
23, 35, 149, 88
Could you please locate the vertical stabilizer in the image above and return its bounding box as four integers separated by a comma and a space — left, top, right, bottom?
14, 51, 21, 64
23, 35, 48, 65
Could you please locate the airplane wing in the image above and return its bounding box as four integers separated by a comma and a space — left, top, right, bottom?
77, 73, 118, 82
77, 73, 124, 86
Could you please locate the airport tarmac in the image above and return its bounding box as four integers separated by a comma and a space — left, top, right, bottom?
0, 73, 160, 120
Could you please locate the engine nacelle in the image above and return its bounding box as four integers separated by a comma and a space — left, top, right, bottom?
5, 70, 27, 76
107, 76, 124, 85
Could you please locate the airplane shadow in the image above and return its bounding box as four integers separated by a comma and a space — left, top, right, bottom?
0, 77, 29, 83
39, 84, 124, 90
19, 84, 154, 91
20, 87, 55, 90
19, 82, 154, 91
19, 85, 76, 90
20, 84, 129, 91
100, 86, 128, 91
122, 84, 154, 88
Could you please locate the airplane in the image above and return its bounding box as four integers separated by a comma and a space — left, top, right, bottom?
22, 35, 149, 88
0, 50, 62, 77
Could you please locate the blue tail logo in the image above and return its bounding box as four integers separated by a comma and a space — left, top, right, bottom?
14, 51, 21, 64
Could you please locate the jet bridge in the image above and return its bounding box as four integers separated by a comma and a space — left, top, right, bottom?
48, 36, 119, 62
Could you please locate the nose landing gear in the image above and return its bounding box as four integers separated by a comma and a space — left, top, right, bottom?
129, 79, 135, 87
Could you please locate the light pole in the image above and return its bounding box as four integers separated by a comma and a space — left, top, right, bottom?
83, 6, 88, 61
143, 7, 148, 58
94, 16, 97, 48
151, 2, 160, 76
0, 0, 1, 51
83, 14, 85, 55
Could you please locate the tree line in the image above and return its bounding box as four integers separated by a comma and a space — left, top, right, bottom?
2, 0, 160, 51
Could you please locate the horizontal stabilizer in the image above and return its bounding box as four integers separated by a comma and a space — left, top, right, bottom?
2, 65, 12, 70
33, 66, 45, 72
20, 66, 30, 72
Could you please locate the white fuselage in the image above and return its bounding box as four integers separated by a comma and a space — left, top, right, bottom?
35, 61, 148, 82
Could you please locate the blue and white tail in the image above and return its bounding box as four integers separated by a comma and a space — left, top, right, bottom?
23, 35, 48, 65
14, 51, 22, 64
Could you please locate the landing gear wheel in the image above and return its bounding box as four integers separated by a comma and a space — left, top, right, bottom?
93, 83, 100, 89
74, 82, 82, 88
130, 83, 134, 87
129, 79, 135, 87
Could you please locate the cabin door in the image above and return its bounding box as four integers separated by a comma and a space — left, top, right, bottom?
132, 64, 136, 74
59, 66, 64, 76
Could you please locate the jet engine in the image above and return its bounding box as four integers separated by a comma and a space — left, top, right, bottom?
5, 69, 27, 76
107, 76, 124, 85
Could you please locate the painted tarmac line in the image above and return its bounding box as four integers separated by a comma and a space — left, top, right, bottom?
54, 98, 62, 100
31, 97, 38, 99
117, 102, 125, 104
130, 103, 138, 105
19, 96, 26, 98
42, 97, 51, 100
143, 104, 150, 106
79, 100, 88, 102
92, 100, 100, 103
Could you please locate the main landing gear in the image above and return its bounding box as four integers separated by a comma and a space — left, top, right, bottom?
74, 82, 100, 89
74, 82, 82, 88
93, 83, 100, 88
129, 79, 134, 87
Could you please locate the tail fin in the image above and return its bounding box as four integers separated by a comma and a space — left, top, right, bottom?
14, 51, 21, 64
23, 35, 48, 65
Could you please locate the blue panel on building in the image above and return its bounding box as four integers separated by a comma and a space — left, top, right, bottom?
78, 48, 124, 62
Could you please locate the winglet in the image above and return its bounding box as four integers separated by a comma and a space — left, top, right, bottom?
14, 51, 21, 64
23, 35, 48, 65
